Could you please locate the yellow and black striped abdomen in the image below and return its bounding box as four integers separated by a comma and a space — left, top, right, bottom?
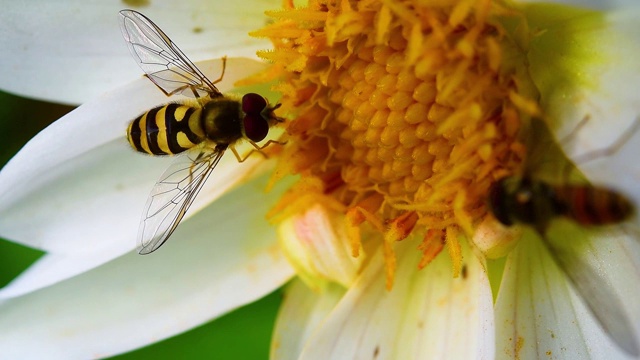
555, 185, 634, 225
127, 103, 205, 155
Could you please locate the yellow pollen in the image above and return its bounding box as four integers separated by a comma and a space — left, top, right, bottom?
257, 0, 533, 286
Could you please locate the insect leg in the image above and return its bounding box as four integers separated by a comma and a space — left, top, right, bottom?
253, 139, 287, 148
571, 116, 640, 164
144, 74, 191, 97
211, 56, 227, 85
189, 85, 201, 98
558, 115, 591, 145
187, 150, 207, 182
231, 145, 266, 162
231, 140, 285, 163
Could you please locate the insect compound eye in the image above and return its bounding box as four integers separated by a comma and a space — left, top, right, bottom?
243, 113, 269, 142
242, 93, 268, 115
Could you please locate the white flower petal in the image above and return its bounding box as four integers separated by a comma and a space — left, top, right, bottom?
278, 205, 365, 290
0, 251, 126, 300
0, 77, 169, 251
0, 172, 295, 359
494, 230, 640, 359
527, 7, 640, 210
0, 58, 272, 294
271, 279, 345, 360
0, 0, 277, 104
298, 238, 494, 359
564, 10, 640, 213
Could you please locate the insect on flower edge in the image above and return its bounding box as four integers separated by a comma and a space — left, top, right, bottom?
119, 9, 283, 255
487, 116, 640, 356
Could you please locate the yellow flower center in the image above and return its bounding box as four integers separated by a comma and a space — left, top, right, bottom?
253, 0, 540, 287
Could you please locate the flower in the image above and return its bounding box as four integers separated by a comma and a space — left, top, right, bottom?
1, 0, 640, 359
258, 1, 640, 358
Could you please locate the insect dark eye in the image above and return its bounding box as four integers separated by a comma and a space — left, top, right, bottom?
243, 113, 269, 142
488, 180, 513, 226
242, 93, 268, 114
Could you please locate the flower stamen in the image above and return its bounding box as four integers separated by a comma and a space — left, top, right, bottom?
256, 0, 533, 286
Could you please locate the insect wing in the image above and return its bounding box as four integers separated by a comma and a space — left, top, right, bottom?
119, 10, 221, 98
542, 223, 640, 355
137, 146, 226, 254
522, 118, 576, 181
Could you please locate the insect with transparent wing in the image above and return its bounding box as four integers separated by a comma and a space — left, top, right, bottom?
487, 116, 640, 355
120, 9, 283, 254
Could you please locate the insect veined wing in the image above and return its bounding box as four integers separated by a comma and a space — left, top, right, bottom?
522, 117, 578, 182
138, 145, 228, 254
540, 221, 640, 356
119, 10, 221, 99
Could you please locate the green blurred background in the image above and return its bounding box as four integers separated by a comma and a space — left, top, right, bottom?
0, 90, 281, 359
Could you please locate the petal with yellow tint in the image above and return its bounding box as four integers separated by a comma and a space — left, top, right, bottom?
296, 238, 494, 359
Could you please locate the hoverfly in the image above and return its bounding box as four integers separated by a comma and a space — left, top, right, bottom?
119, 10, 282, 254
487, 117, 639, 355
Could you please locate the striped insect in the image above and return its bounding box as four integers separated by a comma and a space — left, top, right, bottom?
488, 175, 634, 234
487, 116, 639, 355
120, 9, 282, 254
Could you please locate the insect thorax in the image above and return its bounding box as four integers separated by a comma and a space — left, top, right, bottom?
488, 177, 561, 233
201, 98, 244, 145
